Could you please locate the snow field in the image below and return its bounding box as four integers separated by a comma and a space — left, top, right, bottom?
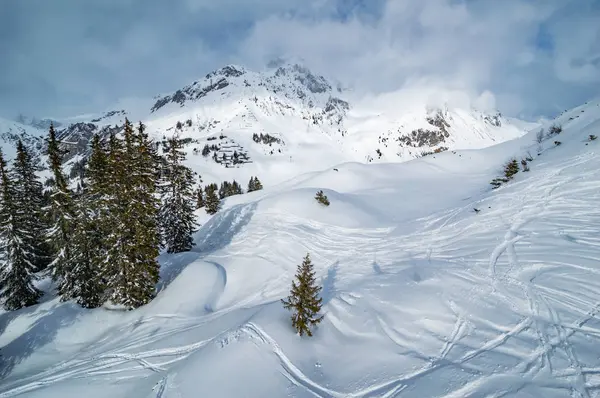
1, 100, 600, 397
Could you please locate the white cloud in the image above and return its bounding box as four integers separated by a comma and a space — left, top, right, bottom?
0, 0, 599, 119
240, 0, 600, 118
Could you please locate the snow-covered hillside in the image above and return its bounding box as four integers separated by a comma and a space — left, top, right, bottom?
0, 118, 46, 160
0, 61, 531, 189
139, 62, 528, 186
1, 95, 599, 397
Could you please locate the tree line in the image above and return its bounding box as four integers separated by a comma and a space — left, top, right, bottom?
196, 175, 263, 215
0, 119, 199, 310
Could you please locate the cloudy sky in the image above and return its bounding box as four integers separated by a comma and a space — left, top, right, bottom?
1, 0, 599, 120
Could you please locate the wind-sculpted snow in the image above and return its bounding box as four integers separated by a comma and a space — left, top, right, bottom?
1, 100, 600, 397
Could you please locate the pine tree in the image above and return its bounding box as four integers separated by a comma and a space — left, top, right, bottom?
196, 185, 205, 209
12, 140, 50, 271
159, 134, 197, 253
130, 121, 161, 305
69, 201, 105, 308
104, 120, 161, 308
231, 180, 243, 195
205, 183, 220, 215
45, 123, 77, 298
248, 176, 263, 192
281, 253, 324, 337
67, 134, 108, 308
315, 190, 330, 206
253, 176, 263, 191
0, 150, 43, 310
503, 159, 519, 179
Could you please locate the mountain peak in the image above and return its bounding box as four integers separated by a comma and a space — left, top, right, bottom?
205, 64, 246, 80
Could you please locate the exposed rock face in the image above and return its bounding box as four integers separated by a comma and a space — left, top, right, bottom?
151, 66, 245, 112
484, 112, 502, 127
57, 122, 123, 162
396, 111, 452, 148
399, 128, 447, 147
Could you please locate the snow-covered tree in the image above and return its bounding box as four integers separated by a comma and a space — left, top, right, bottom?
231, 180, 243, 195
67, 134, 108, 308
45, 123, 77, 298
12, 140, 49, 271
204, 183, 220, 215
247, 176, 263, 192
281, 253, 324, 337
196, 185, 205, 209
104, 120, 161, 308
0, 150, 42, 310
159, 135, 197, 253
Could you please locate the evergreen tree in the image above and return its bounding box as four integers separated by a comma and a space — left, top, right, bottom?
315, 190, 330, 206
196, 185, 205, 209
0, 150, 43, 310
219, 181, 231, 199
159, 134, 197, 253
69, 201, 105, 308
503, 159, 519, 179
255, 176, 263, 191
104, 119, 161, 308
248, 177, 260, 192
45, 123, 77, 298
67, 134, 108, 308
205, 183, 220, 215
281, 253, 324, 337
231, 180, 243, 195
12, 140, 49, 271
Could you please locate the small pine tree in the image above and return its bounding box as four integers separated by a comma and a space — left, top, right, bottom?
196, 185, 205, 208
205, 183, 220, 215
490, 177, 508, 189
219, 181, 231, 199
254, 176, 263, 191
503, 159, 519, 179
281, 253, 324, 337
159, 135, 197, 253
590, 135, 597, 141
315, 190, 330, 206
247, 176, 256, 192
231, 180, 243, 195
0, 150, 43, 310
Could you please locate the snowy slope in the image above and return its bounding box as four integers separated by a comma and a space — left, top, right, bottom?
138, 62, 529, 187
0, 117, 46, 160
1, 98, 599, 397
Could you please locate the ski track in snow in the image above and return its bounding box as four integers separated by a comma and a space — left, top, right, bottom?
3, 119, 600, 397
204, 261, 227, 313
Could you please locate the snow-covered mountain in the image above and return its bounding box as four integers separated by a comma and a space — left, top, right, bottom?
0, 62, 531, 187
1, 93, 599, 397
